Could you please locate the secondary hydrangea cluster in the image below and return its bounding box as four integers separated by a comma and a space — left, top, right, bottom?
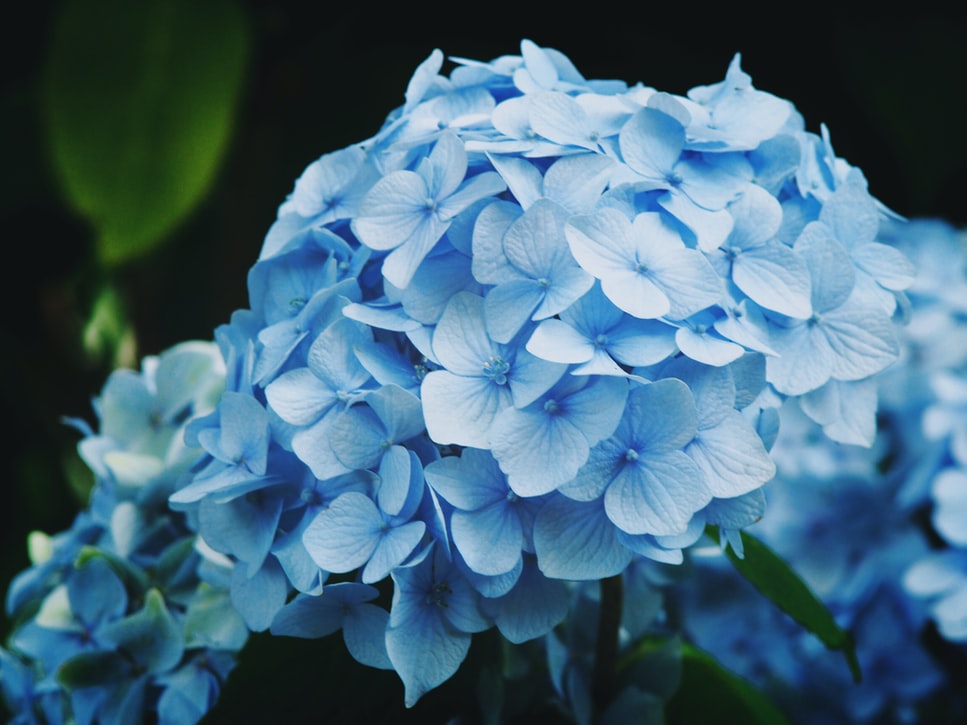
162, 40, 915, 705
671, 218, 967, 724
0, 342, 248, 725
672, 407, 945, 724
881, 218, 967, 646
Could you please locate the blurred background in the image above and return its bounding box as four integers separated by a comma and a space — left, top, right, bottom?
1, 2, 964, 721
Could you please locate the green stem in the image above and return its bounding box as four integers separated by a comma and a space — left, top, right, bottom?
592, 573, 623, 710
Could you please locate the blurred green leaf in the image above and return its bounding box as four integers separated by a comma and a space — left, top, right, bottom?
706, 525, 862, 684
42, 0, 250, 266
665, 642, 791, 725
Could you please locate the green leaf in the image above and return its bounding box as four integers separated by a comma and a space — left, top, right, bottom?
665, 642, 791, 725
42, 0, 250, 265
706, 525, 862, 684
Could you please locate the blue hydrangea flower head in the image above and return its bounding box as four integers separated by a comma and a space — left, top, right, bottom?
160, 39, 918, 707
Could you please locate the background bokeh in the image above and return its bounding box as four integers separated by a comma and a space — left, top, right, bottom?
2, 3, 965, 721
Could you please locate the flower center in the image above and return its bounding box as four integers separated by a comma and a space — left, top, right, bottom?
483, 356, 510, 385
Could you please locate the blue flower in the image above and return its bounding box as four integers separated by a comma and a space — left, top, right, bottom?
351, 130, 507, 289
385, 544, 490, 707
565, 207, 723, 320
424, 447, 540, 577
420, 290, 565, 448
490, 374, 628, 496
475, 197, 594, 344
563, 378, 707, 536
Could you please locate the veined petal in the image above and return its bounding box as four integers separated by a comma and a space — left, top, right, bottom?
421, 370, 512, 448
533, 496, 632, 580
452, 504, 523, 576
352, 171, 431, 251
603, 451, 708, 536
302, 492, 382, 573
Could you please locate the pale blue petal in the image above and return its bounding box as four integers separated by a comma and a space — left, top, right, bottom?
230, 557, 289, 632
269, 591, 352, 639
674, 326, 745, 367
732, 242, 812, 318
402, 245, 481, 324
363, 382, 425, 446
438, 170, 507, 221
302, 492, 382, 573
470, 199, 522, 285
452, 504, 522, 576
565, 208, 636, 279
657, 193, 734, 253
375, 445, 424, 519
603, 451, 708, 535
799, 377, 877, 446
381, 215, 450, 289
423, 131, 468, 200
484, 280, 545, 343
543, 153, 616, 213
492, 405, 591, 496
605, 270, 671, 319
621, 378, 697, 451
421, 370, 511, 448
851, 241, 916, 291
530, 91, 596, 149
563, 437, 626, 502
686, 410, 775, 497
766, 321, 833, 395
822, 300, 899, 381
656, 355, 734, 429
619, 107, 683, 179
675, 154, 751, 211
484, 557, 569, 643
265, 368, 337, 426
534, 495, 632, 580
431, 291, 494, 374
486, 154, 543, 210
423, 448, 507, 510
352, 171, 430, 251
525, 318, 595, 364
343, 603, 393, 670
328, 405, 386, 470
198, 494, 283, 576
606, 319, 678, 367
506, 346, 568, 408
291, 413, 353, 480
794, 221, 855, 312
362, 521, 426, 584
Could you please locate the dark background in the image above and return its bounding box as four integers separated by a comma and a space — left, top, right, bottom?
1, 3, 965, 721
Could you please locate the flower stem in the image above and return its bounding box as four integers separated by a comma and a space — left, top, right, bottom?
592, 573, 623, 710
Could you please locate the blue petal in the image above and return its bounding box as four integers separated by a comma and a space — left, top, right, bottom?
230, 557, 290, 633
534, 495, 632, 580
361, 521, 426, 584
302, 492, 382, 573
483, 557, 569, 643
451, 503, 523, 576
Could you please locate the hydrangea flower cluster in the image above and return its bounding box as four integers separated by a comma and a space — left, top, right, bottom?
673, 405, 945, 724
670, 217, 967, 724
0, 342, 248, 725
158, 39, 915, 705
882, 218, 967, 645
